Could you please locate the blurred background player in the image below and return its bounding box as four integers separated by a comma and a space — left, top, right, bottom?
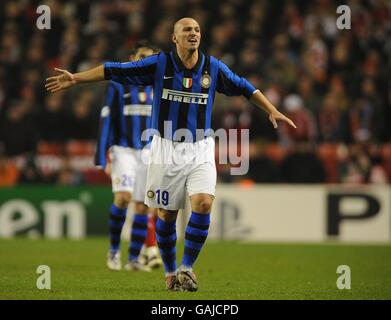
95, 41, 162, 272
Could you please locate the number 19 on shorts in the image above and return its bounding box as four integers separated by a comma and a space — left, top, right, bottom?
156, 189, 169, 206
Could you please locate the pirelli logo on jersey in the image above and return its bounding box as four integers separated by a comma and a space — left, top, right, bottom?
123, 104, 152, 116
161, 88, 208, 105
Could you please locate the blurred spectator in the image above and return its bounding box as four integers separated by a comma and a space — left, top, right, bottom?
56, 158, 84, 186
338, 144, 371, 184
368, 151, 389, 184
18, 157, 44, 184
360, 77, 385, 142
297, 76, 322, 118
237, 47, 262, 77
38, 93, 68, 142
65, 91, 98, 140
337, 143, 388, 184
279, 94, 318, 147
328, 75, 350, 112
0, 79, 5, 111
318, 93, 346, 142
348, 97, 375, 143
264, 34, 298, 90
0, 151, 20, 187
280, 2, 304, 41
329, 33, 354, 81
214, 95, 276, 142
0, 30, 21, 65
281, 142, 326, 183
0, 100, 38, 156
304, 0, 338, 39
246, 144, 282, 183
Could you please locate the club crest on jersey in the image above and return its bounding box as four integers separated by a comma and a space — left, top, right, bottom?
201, 74, 211, 88
147, 190, 155, 199
182, 78, 193, 88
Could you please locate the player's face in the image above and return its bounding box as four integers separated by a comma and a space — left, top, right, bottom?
173, 19, 201, 51
133, 48, 155, 61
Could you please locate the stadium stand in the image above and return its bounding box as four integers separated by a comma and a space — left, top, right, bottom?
0, 0, 389, 185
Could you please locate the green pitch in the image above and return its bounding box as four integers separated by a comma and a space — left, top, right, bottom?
0, 238, 390, 300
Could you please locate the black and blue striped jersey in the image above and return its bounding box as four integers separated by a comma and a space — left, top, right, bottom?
103, 49, 257, 142
94, 81, 153, 168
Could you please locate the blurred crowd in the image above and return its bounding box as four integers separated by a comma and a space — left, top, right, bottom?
0, 0, 390, 187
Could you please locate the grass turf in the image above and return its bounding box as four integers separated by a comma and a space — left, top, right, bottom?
0, 238, 390, 300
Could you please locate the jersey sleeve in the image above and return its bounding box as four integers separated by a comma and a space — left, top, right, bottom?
103, 54, 158, 86
94, 82, 118, 168
216, 60, 257, 99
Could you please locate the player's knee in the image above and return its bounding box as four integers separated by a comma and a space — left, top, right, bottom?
197, 199, 212, 213
134, 202, 148, 214
158, 209, 178, 222
114, 192, 131, 208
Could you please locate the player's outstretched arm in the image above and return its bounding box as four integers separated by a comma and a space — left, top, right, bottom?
45, 65, 105, 93
215, 60, 296, 129
250, 90, 297, 129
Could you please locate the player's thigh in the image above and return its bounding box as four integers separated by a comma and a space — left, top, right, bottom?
186, 161, 217, 203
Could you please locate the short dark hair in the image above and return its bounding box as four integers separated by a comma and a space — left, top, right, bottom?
130, 40, 160, 55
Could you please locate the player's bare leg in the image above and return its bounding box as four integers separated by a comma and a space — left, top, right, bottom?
156, 209, 181, 291
177, 193, 213, 291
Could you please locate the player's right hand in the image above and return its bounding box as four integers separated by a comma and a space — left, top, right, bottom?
268, 109, 297, 129
45, 68, 76, 93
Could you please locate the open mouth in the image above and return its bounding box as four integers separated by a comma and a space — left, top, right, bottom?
188, 38, 198, 44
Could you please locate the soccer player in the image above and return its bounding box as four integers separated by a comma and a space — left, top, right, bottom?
95, 41, 162, 272
46, 17, 296, 291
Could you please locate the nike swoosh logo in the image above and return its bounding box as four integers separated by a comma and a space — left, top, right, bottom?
163, 76, 174, 79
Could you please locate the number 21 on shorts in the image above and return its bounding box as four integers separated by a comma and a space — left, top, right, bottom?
156, 189, 169, 206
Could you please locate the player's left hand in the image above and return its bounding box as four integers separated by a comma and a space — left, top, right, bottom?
269, 110, 297, 129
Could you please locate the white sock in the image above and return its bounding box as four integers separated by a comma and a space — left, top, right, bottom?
179, 265, 193, 272
165, 271, 176, 277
